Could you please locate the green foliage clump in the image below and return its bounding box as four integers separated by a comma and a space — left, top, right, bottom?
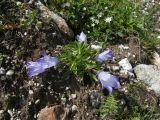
99, 95, 118, 119
60, 42, 98, 80
117, 82, 160, 120
20, 9, 39, 28
46, 0, 159, 50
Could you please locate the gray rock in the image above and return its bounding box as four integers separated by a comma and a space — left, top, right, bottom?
134, 64, 160, 95
112, 66, 120, 71
7, 110, 13, 117
71, 105, 78, 112
61, 97, 66, 104
118, 58, 132, 71
6, 70, 14, 76
153, 51, 160, 68
0, 68, 5, 75
71, 94, 77, 99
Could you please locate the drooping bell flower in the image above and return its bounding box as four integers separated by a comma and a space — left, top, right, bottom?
97, 71, 120, 93
37, 52, 59, 69
77, 32, 87, 43
26, 52, 59, 77
26, 61, 46, 77
96, 50, 113, 62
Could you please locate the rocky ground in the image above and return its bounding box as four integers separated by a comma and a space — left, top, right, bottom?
0, 0, 160, 120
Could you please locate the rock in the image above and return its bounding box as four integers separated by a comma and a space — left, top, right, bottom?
7, 110, 13, 117
61, 97, 66, 104
65, 87, 70, 90
118, 44, 129, 50
90, 91, 101, 108
155, 28, 160, 33
6, 70, 14, 76
37, 105, 68, 120
0, 67, 5, 75
1, 76, 6, 80
134, 64, 160, 95
71, 94, 77, 99
111, 66, 120, 71
0, 110, 4, 114
35, 99, 40, 104
153, 51, 160, 68
71, 105, 78, 112
29, 90, 34, 95
118, 58, 132, 71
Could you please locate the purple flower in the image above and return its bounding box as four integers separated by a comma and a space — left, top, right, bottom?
77, 32, 87, 43
26, 52, 59, 77
26, 61, 46, 77
98, 71, 120, 93
96, 50, 113, 62
37, 52, 59, 69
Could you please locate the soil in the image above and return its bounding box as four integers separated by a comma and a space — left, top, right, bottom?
0, 26, 150, 120
0, 0, 160, 120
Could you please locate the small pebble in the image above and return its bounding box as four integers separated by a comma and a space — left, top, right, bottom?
112, 66, 120, 71
90, 92, 101, 108
35, 99, 40, 104
24, 32, 27, 36
17, 111, 21, 114
65, 87, 70, 90
71, 94, 77, 99
34, 114, 37, 119
28, 102, 32, 105
0, 110, 4, 114
71, 105, 78, 112
6, 70, 14, 76
28, 81, 34, 86
0, 67, 5, 75
118, 58, 132, 71
29, 90, 34, 95
7, 110, 13, 117
1, 76, 6, 80
61, 97, 66, 104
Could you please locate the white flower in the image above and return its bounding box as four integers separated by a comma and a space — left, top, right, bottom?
77, 32, 87, 43
157, 35, 160, 39
105, 17, 112, 23
105, 7, 108, 10
97, 12, 103, 18
95, 19, 99, 24
83, 7, 86, 11
91, 23, 95, 27
16, 1, 21, 6
90, 17, 95, 22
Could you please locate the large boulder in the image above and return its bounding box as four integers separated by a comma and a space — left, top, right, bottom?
134, 64, 160, 95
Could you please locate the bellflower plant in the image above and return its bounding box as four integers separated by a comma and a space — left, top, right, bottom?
26, 52, 59, 77
96, 50, 113, 63
98, 71, 120, 93
60, 41, 98, 80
